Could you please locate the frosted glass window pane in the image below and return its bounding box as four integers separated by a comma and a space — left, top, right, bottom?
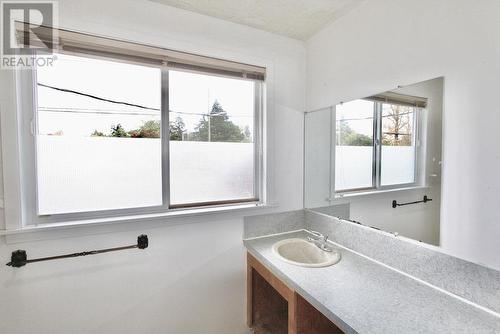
380, 103, 416, 185
36, 53, 162, 214
335, 100, 374, 191
168, 70, 255, 205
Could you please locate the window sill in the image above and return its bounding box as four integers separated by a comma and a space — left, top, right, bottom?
0, 202, 278, 237
334, 185, 430, 199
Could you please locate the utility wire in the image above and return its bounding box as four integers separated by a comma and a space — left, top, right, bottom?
37, 107, 253, 118
37, 83, 161, 111
336, 110, 415, 122
38, 107, 159, 116
37, 84, 253, 118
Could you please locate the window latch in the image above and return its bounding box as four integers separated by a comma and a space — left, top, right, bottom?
30, 119, 35, 136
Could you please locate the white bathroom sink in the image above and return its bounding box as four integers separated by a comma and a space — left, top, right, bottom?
272, 238, 341, 268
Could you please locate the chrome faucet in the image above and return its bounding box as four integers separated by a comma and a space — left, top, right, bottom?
307, 231, 333, 252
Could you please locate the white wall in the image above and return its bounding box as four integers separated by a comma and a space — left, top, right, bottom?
307, 0, 500, 269
0, 0, 305, 333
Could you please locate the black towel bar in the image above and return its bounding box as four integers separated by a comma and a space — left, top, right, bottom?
6, 234, 148, 268
392, 195, 432, 208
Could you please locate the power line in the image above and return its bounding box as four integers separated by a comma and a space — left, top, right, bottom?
38, 83, 160, 111
37, 84, 253, 118
38, 107, 159, 116
37, 107, 253, 118
171, 111, 252, 118
336, 110, 415, 122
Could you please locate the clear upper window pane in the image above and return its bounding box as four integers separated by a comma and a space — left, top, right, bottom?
335, 100, 374, 191
36, 53, 162, 214
381, 103, 416, 185
168, 70, 256, 206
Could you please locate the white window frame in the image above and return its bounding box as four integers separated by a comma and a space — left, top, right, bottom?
8, 36, 267, 228
334, 99, 424, 195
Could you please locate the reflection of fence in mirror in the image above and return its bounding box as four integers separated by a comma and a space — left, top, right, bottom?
304, 77, 444, 247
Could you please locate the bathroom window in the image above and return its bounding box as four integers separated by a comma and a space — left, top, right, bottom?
17, 28, 265, 225
335, 96, 423, 193
168, 70, 259, 207
35, 53, 163, 214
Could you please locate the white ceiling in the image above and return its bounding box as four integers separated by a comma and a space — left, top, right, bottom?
148, 0, 364, 40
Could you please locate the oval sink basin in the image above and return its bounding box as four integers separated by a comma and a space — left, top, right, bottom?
272, 238, 341, 268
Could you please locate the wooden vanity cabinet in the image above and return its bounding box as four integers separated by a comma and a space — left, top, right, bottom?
247, 252, 344, 334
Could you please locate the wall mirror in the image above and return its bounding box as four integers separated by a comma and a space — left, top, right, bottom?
304, 77, 444, 246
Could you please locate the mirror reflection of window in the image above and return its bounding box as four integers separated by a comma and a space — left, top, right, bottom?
335, 100, 375, 191
334, 97, 423, 193
381, 103, 417, 186
304, 77, 443, 246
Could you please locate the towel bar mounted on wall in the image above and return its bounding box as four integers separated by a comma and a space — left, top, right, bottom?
6, 234, 148, 268
392, 196, 432, 208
